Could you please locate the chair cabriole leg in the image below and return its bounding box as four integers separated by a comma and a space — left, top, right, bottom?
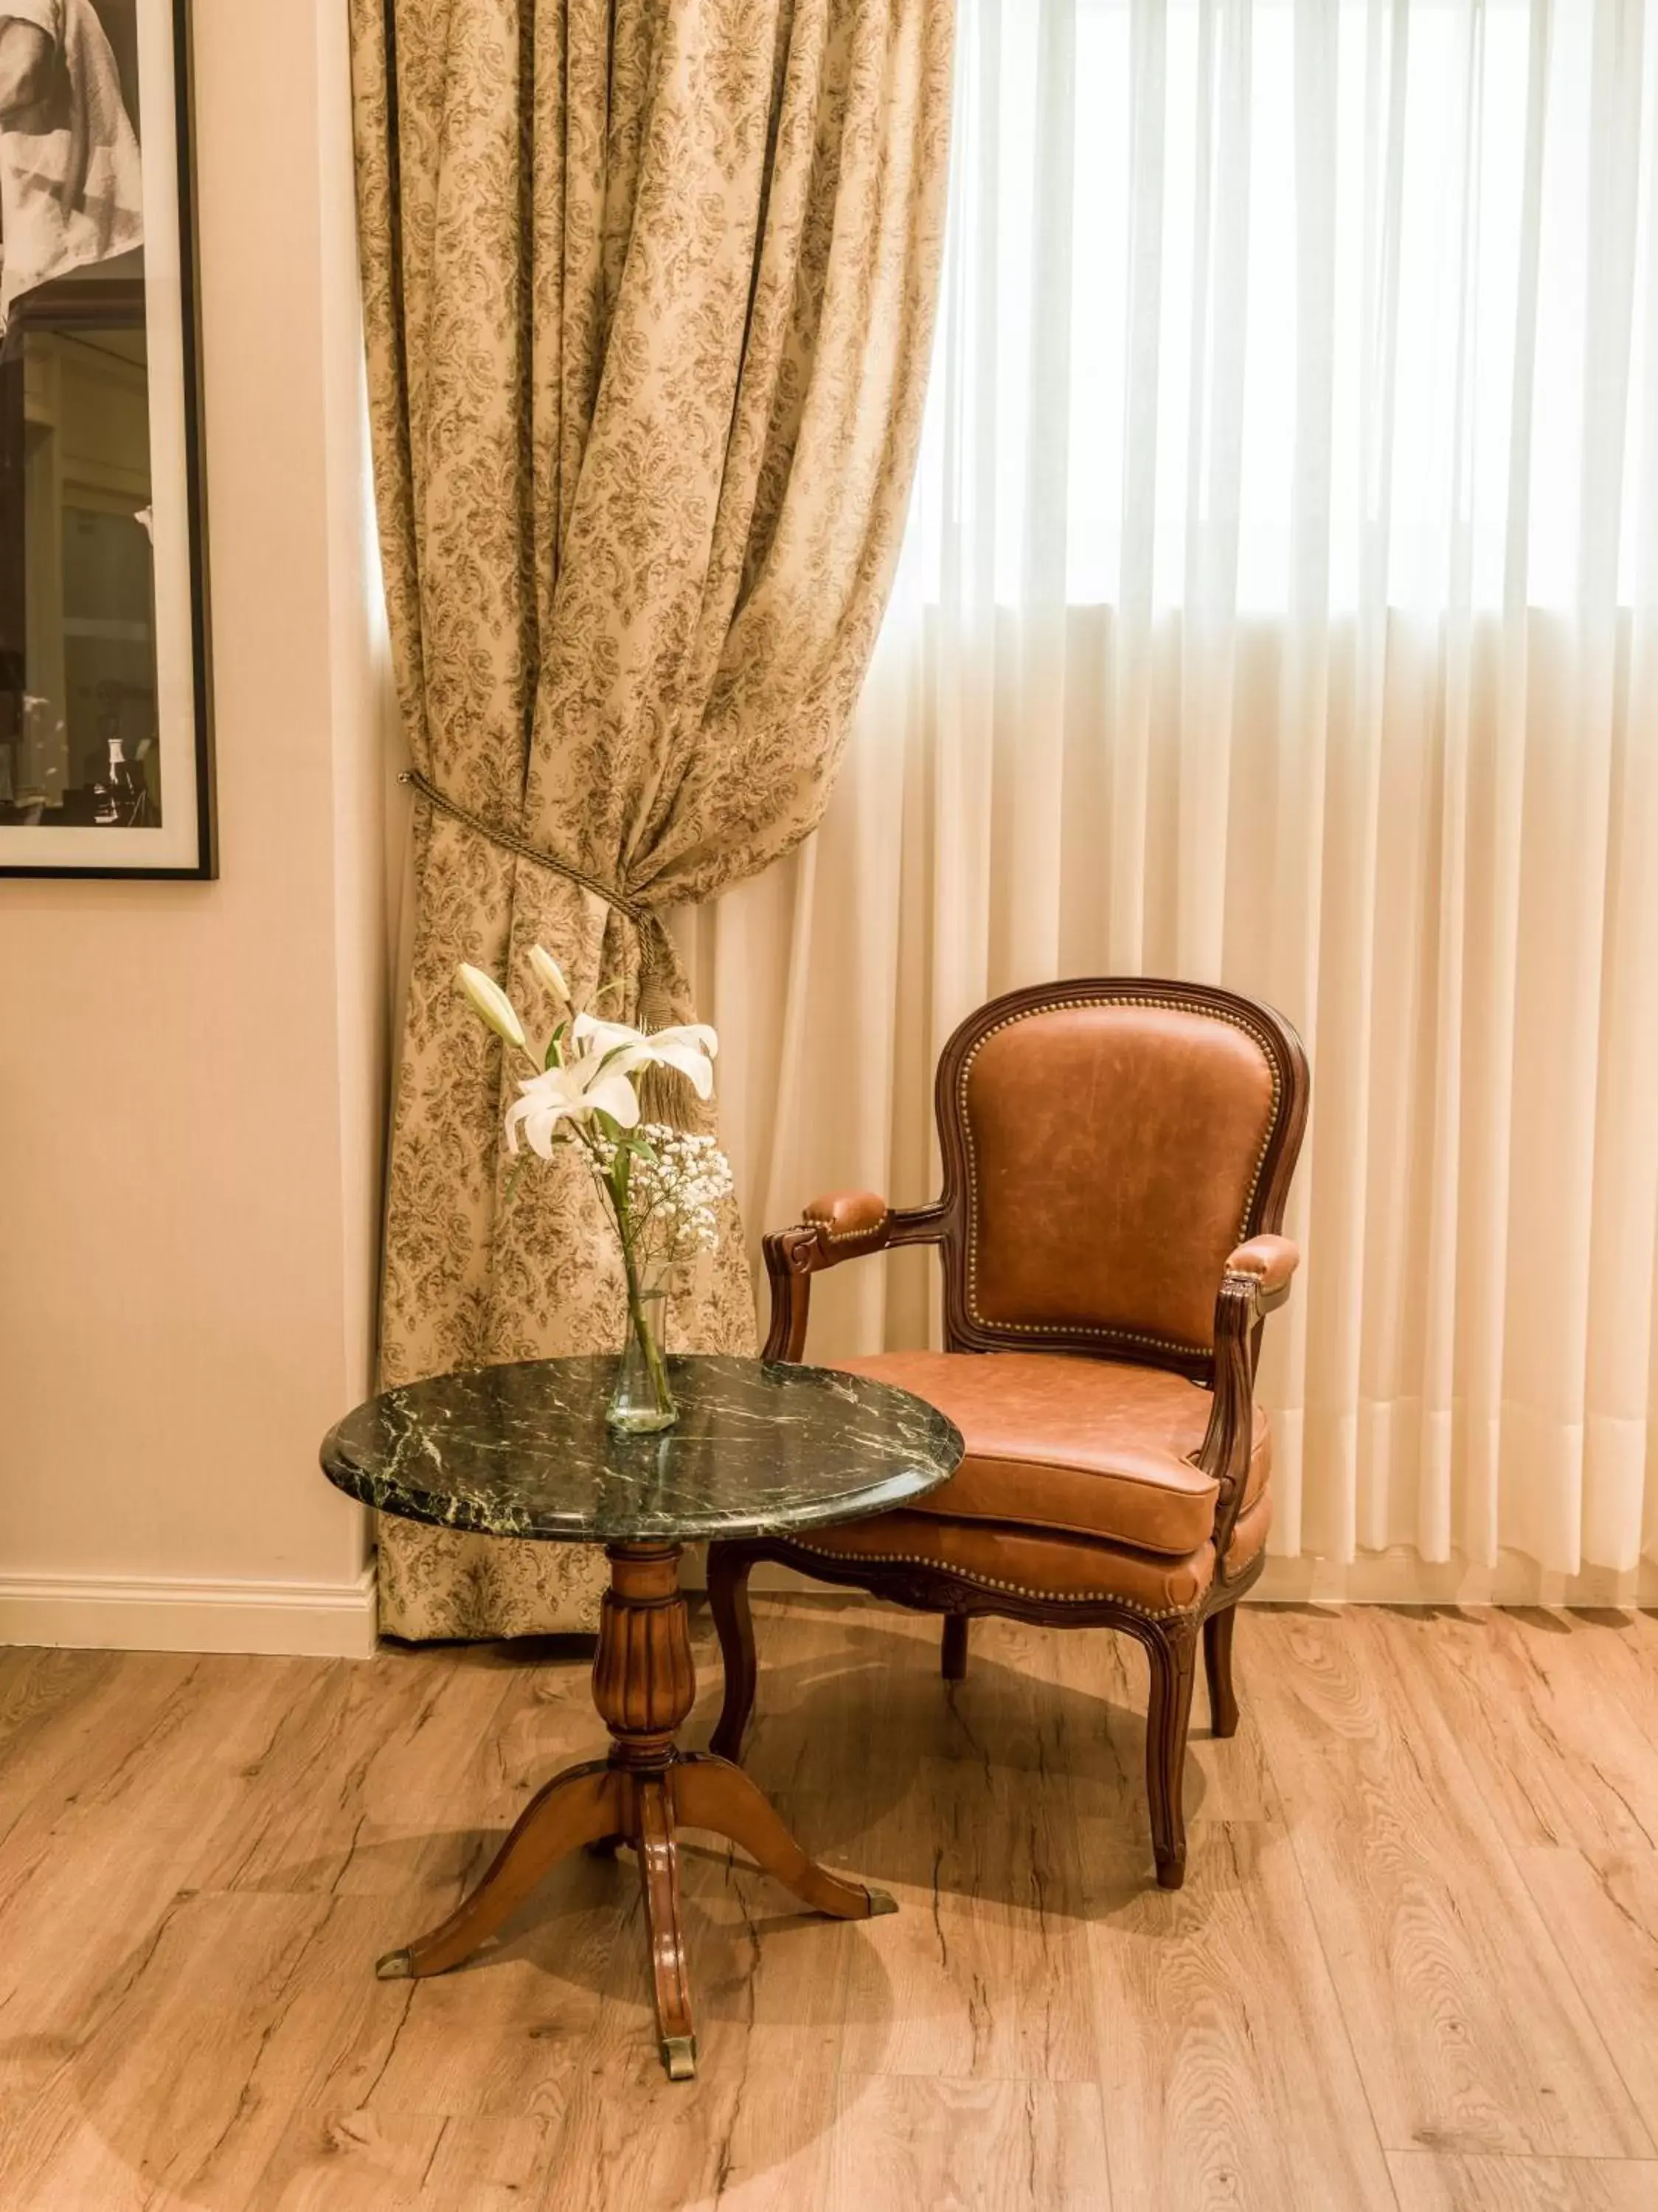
707, 1543, 757, 1763
941, 1613, 970, 1682
1142, 1616, 1199, 1891
1203, 1603, 1240, 1738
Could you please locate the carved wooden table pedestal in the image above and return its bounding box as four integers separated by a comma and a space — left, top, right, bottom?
375, 1541, 892, 2079
320, 1354, 962, 2081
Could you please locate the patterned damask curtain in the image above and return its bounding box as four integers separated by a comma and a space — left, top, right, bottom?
350, 0, 954, 1636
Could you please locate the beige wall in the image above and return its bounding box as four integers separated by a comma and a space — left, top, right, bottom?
0, 1, 388, 1654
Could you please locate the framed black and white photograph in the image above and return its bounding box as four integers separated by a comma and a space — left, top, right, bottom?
0, 0, 210, 878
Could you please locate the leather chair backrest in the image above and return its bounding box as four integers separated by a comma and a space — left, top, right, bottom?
935, 981, 1307, 1375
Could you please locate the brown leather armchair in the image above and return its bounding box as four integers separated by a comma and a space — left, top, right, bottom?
707, 978, 1309, 1890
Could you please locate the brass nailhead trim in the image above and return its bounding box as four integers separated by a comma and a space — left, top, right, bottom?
958, 995, 1285, 1357
792, 1543, 1198, 1620
802, 1213, 889, 1247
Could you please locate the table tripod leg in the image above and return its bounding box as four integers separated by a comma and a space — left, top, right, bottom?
672, 1753, 896, 1920
376, 1759, 621, 1981
636, 1775, 696, 2079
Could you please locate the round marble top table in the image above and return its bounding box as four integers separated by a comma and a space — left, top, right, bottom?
321, 1354, 962, 2081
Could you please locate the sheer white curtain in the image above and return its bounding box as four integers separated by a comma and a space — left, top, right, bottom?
679, 0, 1658, 1590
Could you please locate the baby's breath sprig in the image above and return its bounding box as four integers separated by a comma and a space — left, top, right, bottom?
589, 1122, 734, 1265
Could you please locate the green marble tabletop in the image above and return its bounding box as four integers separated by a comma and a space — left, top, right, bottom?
319, 1354, 962, 1545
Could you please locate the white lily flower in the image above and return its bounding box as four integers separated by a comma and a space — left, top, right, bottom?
527, 944, 569, 1006
505, 1057, 641, 1158
572, 1014, 718, 1100
457, 963, 527, 1050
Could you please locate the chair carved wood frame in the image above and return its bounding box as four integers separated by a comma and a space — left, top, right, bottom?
706, 977, 1309, 1891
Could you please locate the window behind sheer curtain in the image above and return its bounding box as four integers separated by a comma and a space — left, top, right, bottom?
906, 0, 1655, 613
693, 0, 1658, 1585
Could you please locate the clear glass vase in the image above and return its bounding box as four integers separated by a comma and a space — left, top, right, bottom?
606, 1265, 679, 1434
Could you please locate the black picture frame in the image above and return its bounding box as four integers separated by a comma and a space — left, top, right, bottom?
0, 0, 214, 880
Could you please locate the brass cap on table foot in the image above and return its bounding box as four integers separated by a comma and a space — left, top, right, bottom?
375, 1949, 414, 1980
864, 1887, 899, 1917
661, 2035, 698, 2081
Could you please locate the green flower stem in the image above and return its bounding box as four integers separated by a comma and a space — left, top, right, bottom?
619, 1234, 675, 1415
602, 1148, 674, 1418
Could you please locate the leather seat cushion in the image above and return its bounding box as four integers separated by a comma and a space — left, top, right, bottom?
837, 1350, 1269, 1557
788, 1492, 1272, 1619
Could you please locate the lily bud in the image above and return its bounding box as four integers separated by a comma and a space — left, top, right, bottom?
528, 945, 570, 1006
456, 962, 527, 1049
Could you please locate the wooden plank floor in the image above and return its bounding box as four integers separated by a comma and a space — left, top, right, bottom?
1, 1601, 1656, 2211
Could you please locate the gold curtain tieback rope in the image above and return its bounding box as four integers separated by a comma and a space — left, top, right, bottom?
399, 769, 648, 925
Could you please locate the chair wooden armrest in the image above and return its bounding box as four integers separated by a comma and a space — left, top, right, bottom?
761, 1190, 949, 1362
1197, 1236, 1300, 1562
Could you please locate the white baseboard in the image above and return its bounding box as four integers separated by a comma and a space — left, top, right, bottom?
0, 1563, 378, 1658
689, 1548, 1658, 1608
9, 1548, 1637, 1657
